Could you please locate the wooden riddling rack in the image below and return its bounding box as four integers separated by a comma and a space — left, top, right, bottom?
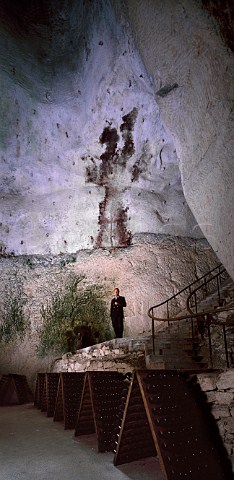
41, 373, 60, 416
113, 371, 156, 464
33, 369, 232, 479
114, 370, 232, 480
34, 373, 46, 409
34, 372, 84, 427
53, 372, 85, 429
0, 374, 33, 405
74, 371, 131, 452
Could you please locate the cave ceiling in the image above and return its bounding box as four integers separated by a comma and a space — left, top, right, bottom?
2, 0, 227, 255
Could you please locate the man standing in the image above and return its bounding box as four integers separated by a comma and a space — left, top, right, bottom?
110, 288, 126, 338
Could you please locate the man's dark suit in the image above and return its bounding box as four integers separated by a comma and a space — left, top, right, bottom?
110, 295, 126, 338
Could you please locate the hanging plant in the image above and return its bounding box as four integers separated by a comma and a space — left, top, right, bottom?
0, 282, 30, 343
37, 273, 112, 356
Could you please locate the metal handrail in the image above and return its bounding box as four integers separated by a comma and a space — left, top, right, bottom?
186, 270, 233, 315
148, 264, 233, 366
148, 264, 225, 322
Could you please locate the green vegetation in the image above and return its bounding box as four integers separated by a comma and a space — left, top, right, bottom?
0, 282, 30, 343
37, 274, 112, 356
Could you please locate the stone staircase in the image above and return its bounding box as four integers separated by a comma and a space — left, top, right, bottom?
144, 318, 207, 370
146, 276, 234, 371
52, 273, 234, 374
194, 277, 234, 312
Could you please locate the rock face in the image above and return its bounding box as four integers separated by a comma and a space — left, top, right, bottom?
0, 0, 204, 256
125, 0, 234, 279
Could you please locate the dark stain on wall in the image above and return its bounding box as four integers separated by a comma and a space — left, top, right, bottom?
85, 108, 138, 248
114, 206, 132, 246
99, 126, 119, 160
99, 126, 119, 183
97, 107, 138, 184
95, 188, 132, 249
131, 162, 142, 182
131, 141, 149, 182
94, 186, 109, 249
85, 163, 98, 184
120, 107, 137, 160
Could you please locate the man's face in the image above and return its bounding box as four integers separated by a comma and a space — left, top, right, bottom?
114, 289, 119, 297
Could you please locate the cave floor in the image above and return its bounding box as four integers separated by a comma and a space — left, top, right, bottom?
0, 403, 163, 480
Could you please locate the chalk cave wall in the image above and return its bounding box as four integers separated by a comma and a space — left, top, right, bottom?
0, 0, 232, 379
125, 0, 234, 279
0, 0, 205, 256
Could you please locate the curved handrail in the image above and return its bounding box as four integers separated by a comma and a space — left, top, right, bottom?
148, 263, 233, 363
148, 264, 226, 323
186, 270, 234, 316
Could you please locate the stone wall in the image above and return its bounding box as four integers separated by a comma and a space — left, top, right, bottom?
52, 337, 148, 374
197, 370, 234, 468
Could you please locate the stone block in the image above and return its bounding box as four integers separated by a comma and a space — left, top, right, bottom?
205, 392, 217, 403
224, 444, 233, 457
115, 363, 128, 370
196, 373, 219, 391
214, 391, 234, 405
222, 417, 234, 431
217, 419, 226, 435
73, 363, 84, 371
230, 406, 234, 417
132, 343, 145, 352
211, 404, 230, 419
216, 371, 234, 390
102, 361, 113, 369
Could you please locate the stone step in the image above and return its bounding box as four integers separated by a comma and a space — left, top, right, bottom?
146, 354, 208, 370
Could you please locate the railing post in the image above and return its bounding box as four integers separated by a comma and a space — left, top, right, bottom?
191, 317, 195, 357
217, 275, 221, 306
194, 292, 198, 314
167, 301, 170, 326
223, 324, 229, 368
207, 320, 213, 369
188, 285, 192, 309
152, 318, 155, 355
